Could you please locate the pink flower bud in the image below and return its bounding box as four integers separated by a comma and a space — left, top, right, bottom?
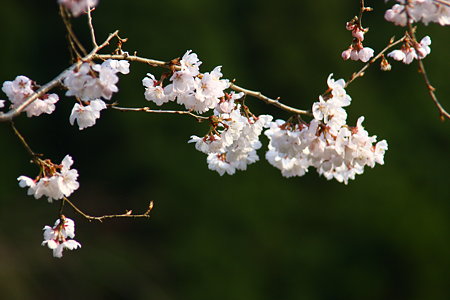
341, 48, 352, 60
352, 29, 365, 41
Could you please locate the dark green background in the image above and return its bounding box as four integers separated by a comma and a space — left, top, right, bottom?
0, 1, 449, 299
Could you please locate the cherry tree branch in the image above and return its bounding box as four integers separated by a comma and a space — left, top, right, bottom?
63, 197, 154, 222
111, 105, 209, 121
0, 30, 120, 122
404, 3, 450, 120
92, 54, 311, 116
59, 5, 87, 58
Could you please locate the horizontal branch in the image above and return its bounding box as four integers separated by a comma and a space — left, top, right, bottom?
93, 54, 311, 116
0, 30, 120, 122
111, 105, 209, 121
64, 197, 154, 222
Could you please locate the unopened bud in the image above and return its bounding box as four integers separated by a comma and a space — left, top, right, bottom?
380, 56, 392, 71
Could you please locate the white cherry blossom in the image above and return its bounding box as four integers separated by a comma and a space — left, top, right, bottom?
42, 217, 81, 258
388, 36, 431, 64
385, 0, 450, 26
1, 75, 59, 117
142, 73, 170, 106
70, 99, 107, 130
17, 155, 79, 202
265, 74, 387, 184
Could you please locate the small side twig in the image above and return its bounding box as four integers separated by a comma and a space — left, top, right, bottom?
10, 122, 39, 158
111, 105, 209, 121
87, 6, 98, 48
59, 5, 87, 58
63, 197, 154, 222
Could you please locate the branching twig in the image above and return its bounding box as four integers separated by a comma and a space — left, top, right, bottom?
93, 54, 311, 116
63, 197, 154, 222
111, 105, 209, 121
0, 30, 120, 122
59, 5, 87, 58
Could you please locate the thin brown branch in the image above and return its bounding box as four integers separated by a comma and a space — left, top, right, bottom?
59, 5, 87, 57
433, 0, 450, 7
10, 122, 39, 158
111, 105, 209, 121
405, 3, 450, 120
87, 6, 98, 48
63, 197, 154, 222
358, 0, 366, 27
345, 35, 407, 88
0, 30, 120, 122
229, 83, 310, 115
93, 54, 311, 116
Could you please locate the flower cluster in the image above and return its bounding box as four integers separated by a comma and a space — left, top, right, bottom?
42, 216, 81, 258
143, 50, 230, 113
1, 76, 59, 117
385, 0, 450, 26
189, 94, 272, 175
59, 0, 99, 17
63, 59, 129, 129
342, 19, 374, 63
17, 155, 80, 202
265, 74, 387, 184
388, 35, 431, 64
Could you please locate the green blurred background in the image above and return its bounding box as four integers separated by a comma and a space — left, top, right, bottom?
0, 1, 449, 299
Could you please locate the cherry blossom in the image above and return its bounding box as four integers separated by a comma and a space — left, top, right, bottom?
70, 99, 107, 130
63, 60, 128, 101
265, 74, 387, 184
190, 106, 272, 175
142, 50, 230, 113
1, 75, 59, 117
17, 155, 80, 202
142, 73, 171, 106
388, 36, 431, 64
385, 0, 450, 26
42, 216, 81, 258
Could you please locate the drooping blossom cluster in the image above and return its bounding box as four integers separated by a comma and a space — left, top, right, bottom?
17, 155, 80, 202
264, 74, 387, 184
63, 59, 129, 129
1, 76, 59, 117
385, 0, 450, 26
342, 18, 374, 63
59, 0, 99, 17
189, 92, 273, 175
388, 35, 431, 64
42, 216, 81, 258
143, 50, 230, 113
